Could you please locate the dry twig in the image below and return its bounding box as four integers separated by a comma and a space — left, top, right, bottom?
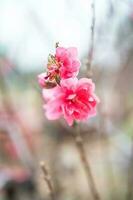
87, 0, 96, 78
73, 124, 101, 200
40, 161, 55, 200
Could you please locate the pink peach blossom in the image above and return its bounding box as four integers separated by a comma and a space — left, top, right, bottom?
42, 78, 99, 126
55, 47, 80, 79
38, 47, 81, 88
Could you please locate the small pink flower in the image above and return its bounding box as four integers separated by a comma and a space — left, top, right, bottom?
42, 78, 99, 126
55, 47, 81, 79
38, 46, 81, 89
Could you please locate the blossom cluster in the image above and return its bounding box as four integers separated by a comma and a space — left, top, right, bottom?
38, 45, 99, 126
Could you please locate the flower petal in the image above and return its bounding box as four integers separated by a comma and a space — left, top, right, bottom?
68, 47, 78, 58
38, 72, 47, 87
42, 86, 61, 101
60, 78, 78, 90
77, 78, 95, 92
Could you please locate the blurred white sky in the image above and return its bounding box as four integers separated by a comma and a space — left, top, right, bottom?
0, 0, 131, 71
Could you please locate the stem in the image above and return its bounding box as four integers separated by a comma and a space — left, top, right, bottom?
87, 0, 95, 78
40, 162, 55, 200
74, 124, 101, 200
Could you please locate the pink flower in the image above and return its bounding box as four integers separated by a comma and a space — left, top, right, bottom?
55, 47, 81, 79
42, 78, 99, 126
38, 47, 81, 89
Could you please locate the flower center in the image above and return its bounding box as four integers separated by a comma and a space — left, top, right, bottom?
47, 55, 62, 81
67, 94, 77, 102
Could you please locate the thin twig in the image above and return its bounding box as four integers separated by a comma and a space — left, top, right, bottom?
40, 161, 55, 200
73, 124, 101, 200
87, 0, 95, 78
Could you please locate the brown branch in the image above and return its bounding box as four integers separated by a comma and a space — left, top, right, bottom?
87, 0, 96, 78
40, 161, 55, 200
73, 124, 101, 200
